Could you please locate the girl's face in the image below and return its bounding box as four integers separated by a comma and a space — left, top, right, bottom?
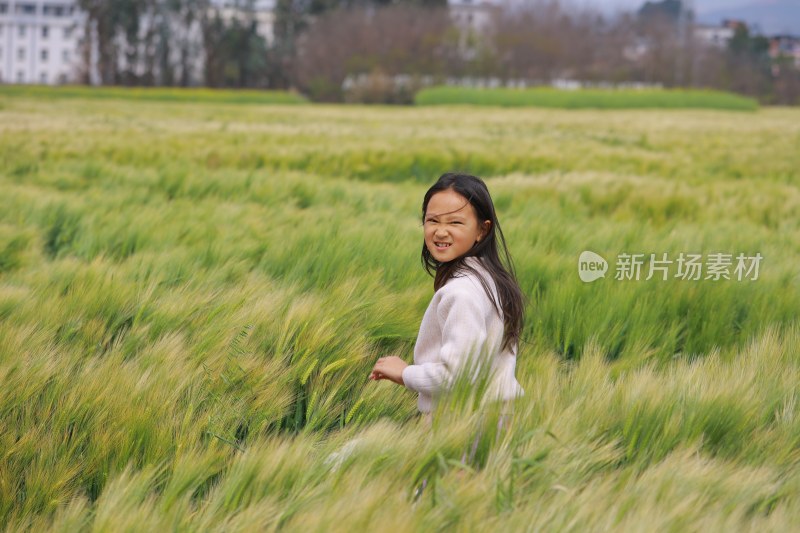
424, 188, 491, 263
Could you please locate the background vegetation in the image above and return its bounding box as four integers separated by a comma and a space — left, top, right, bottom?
414, 87, 759, 110
1, 91, 799, 530
67, 0, 800, 105
0, 86, 307, 104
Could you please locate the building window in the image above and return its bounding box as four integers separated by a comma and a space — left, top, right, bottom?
0, 3, 8, 14
58, 73, 67, 84
19, 25, 26, 37
16, 3, 36, 15
42, 25, 49, 38
64, 26, 73, 39
17, 71, 24, 82
41, 49, 48, 61
0, 24, 3, 36
17, 47, 25, 60
62, 49, 70, 61
40, 72, 47, 83
44, 5, 65, 16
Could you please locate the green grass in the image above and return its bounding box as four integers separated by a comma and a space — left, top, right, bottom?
0, 85, 308, 105
1, 94, 799, 530
415, 86, 760, 110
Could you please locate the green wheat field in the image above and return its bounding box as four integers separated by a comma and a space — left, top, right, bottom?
1, 90, 799, 531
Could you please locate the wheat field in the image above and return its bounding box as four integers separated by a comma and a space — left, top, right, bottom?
1, 93, 799, 531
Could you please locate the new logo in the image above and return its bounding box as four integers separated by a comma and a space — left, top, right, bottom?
578, 251, 608, 283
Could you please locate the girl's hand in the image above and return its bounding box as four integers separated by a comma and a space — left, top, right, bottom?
369, 356, 408, 386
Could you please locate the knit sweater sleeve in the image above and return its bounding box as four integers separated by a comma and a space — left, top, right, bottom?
402, 285, 488, 396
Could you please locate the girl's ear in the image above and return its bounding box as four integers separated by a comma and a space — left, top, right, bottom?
478, 220, 491, 241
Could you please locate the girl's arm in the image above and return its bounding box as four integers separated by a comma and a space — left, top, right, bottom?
401, 287, 489, 396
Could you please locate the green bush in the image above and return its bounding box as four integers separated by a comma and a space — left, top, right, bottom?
0, 85, 308, 105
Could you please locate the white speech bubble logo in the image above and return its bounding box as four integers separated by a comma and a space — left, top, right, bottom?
578, 251, 608, 282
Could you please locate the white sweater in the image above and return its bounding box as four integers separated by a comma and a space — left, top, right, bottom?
401, 256, 525, 413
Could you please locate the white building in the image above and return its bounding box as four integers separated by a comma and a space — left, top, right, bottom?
769, 35, 800, 68
1, 0, 275, 85
0, 0, 83, 84
448, 0, 501, 60
449, 0, 498, 36
693, 24, 735, 49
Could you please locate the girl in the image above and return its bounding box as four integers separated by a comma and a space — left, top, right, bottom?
369, 172, 526, 462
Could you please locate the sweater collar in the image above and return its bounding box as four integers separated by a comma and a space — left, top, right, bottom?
462, 256, 489, 276
463, 255, 483, 268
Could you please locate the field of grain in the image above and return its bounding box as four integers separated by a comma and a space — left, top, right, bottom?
1, 92, 799, 531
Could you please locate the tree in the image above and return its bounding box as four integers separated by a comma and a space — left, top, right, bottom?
294, 4, 452, 102
723, 25, 772, 98
77, 0, 118, 84
488, 1, 618, 84
637, 0, 683, 23
270, 0, 310, 88
203, 10, 269, 88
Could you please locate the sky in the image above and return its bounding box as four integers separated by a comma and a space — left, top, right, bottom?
591, 0, 758, 14
562, 0, 800, 34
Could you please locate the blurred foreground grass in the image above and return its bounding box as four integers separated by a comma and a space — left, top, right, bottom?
1, 93, 799, 530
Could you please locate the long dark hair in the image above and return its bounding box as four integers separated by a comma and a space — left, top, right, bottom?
421, 173, 526, 354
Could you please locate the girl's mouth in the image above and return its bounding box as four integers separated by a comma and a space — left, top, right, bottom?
434, 242, 452, 249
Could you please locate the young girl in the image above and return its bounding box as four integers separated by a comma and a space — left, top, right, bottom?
369, 172, 526, 446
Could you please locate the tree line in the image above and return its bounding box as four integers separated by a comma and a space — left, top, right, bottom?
75, 0, 799, 105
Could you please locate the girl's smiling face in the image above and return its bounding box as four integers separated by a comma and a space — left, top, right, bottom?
424, 188, 491, 262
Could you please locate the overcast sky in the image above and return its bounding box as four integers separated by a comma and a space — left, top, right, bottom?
572, 0, 800, 34
574, 0, 755, 14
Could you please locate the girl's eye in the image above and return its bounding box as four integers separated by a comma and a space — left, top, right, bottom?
451, 221, 463, 225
